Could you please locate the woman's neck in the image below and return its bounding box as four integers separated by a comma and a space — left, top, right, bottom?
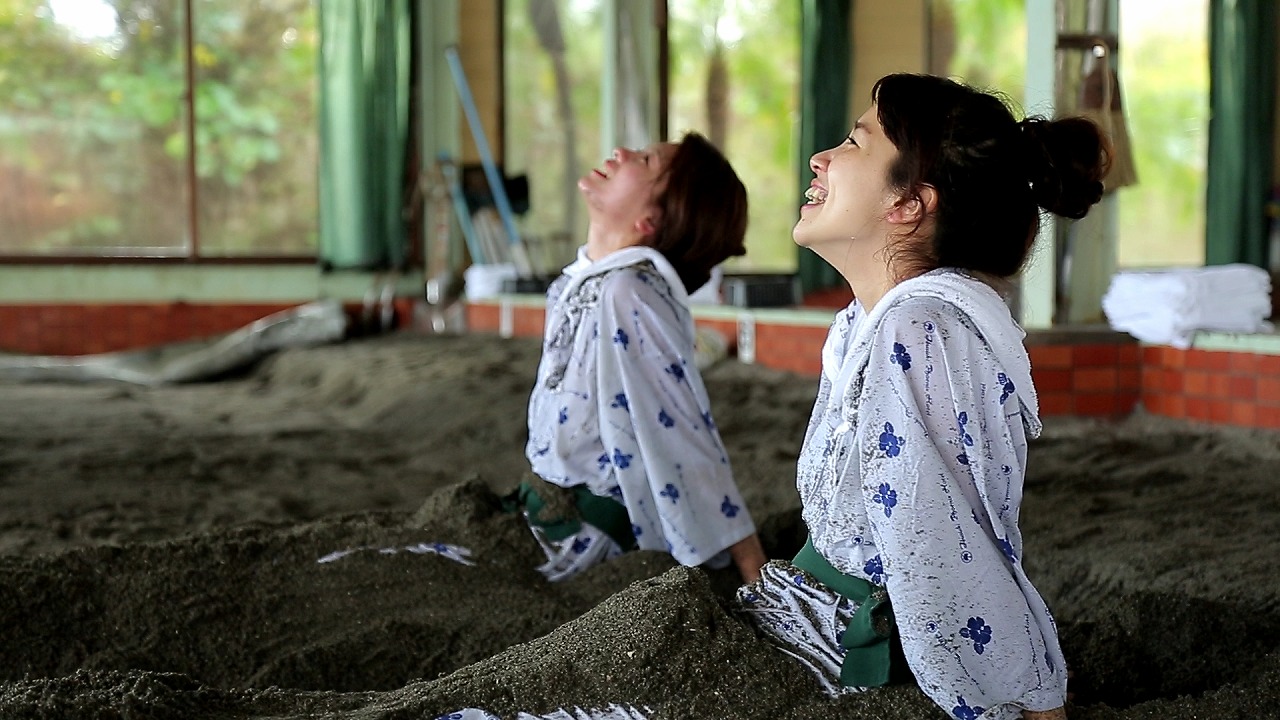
585, 224, 645, 261
825, 237, 896, 312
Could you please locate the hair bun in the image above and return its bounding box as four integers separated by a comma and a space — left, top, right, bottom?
1018, 117, 1110, 219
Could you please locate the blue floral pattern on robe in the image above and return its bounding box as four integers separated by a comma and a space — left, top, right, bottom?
525, 246, 756, 568
751, 270, 1065, 720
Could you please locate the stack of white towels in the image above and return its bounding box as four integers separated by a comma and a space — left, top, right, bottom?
1101, 264, 1273, 348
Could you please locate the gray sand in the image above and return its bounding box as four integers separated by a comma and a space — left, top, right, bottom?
0, 333, 1276, 719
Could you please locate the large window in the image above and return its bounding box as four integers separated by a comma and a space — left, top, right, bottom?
668, 0, 799, 272
928, 0, 1027, 98
505, 0, 799, 274
930, 0, 1209, 271
0, 0, 318, 258
503, 0, 604, 274
1116, 0, 1208, 267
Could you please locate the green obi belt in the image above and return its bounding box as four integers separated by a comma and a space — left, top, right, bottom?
792, 537, 900, 688
508, 480, 638, 552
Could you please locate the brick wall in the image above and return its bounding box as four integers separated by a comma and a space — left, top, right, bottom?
7, 298, 1280, 431
0, 300, 416, 355
461, 299, 1280, 430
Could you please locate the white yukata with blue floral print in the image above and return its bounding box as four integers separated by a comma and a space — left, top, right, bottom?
525, 245, 756, 581
737, 270, 1067, 720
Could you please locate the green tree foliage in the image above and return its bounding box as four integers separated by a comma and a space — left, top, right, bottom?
669, 0, 800, 272
934, 0, 1209, 268
0, 0, 318, 254
504, 0, 603, 268
507, 0, 799, 272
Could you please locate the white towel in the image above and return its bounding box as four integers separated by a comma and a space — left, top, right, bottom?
1102, 264, 1273, 348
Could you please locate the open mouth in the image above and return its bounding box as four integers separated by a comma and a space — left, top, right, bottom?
804, 186, 827, 205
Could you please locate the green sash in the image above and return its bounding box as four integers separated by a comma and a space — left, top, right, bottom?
792, 537, 898, 688
508, 481, 637, 552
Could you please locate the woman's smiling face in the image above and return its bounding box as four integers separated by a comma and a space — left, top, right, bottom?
578, 142, 678, 235
793, 104, 901, 253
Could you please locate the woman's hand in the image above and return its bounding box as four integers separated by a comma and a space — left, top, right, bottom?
728, 533, 767, 583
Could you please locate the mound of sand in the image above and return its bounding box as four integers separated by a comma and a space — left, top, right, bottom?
0, 333, 1277, 719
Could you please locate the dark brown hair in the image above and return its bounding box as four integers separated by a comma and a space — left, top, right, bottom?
872, 73, 1111, 280
646, 133, 749, 293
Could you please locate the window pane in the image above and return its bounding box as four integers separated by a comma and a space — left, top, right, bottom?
0, 0, 190, 255
504, 0, 604, 272
193, 0, 318, 256
1116, 0, 1207, 267
929, 0, 1027, 99
668, 0, 800, 272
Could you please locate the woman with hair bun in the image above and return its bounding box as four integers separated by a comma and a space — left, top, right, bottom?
736, 74, 1110, 720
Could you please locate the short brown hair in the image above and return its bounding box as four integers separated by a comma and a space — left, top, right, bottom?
646, 133, 748, 294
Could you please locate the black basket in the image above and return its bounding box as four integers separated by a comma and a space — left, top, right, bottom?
722, 274, 801, 308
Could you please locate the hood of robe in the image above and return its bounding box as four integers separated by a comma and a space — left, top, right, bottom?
846, 269, 1041, 438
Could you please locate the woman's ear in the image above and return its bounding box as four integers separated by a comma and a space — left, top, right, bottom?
635, 209, 661, 238
887, 185, 938, 226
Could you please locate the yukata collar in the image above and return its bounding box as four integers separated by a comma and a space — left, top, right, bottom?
844, 269, 1041, 435
559, 245, 688, 307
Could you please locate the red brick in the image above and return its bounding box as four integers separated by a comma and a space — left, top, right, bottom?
1257, 377, 1280, 404
1185, 397, 1211, 420
1118, 343, 1141, 365
1074, 393, 1120, 416
1183, 371, 1209, 396
1162, 370, 1186, 394
1229, 352, 1260, 374
1230, 402, 1257, 427
1117, 390, 1141, 413
1159, 346, 1188, 369
1207, 373, 1231, 397
1072, 344, 1120, 367
1229, 376, 1257, 401
1203, 350, 1231, 371
1186, 349, 1218, 370
1029, 345, 1073, 369
465, 303, 501, 332
1118, 368, 1141, 392
1258, 354, 1280, 375
1032, 368, 1072, 392
1142, 346, 1163, 366
1039, 392, 1073, 416
1208, 399, 1232, 424
1256, 406, 1280, 429
1073, 367, 1118, 392
1149, 368, 1170, 393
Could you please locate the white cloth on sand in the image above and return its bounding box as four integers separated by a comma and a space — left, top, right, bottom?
437, 704, 648, 720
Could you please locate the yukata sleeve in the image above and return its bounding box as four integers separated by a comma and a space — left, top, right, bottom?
593, 270, 756, 567
852, 298, 1066, 719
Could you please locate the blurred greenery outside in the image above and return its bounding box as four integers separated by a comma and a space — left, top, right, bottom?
1, 0, 1211, 269
933, 0, 1209, 269
0, 0, 318, 256
505, 0, 801, 273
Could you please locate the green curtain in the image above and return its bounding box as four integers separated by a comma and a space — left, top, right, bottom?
318, 0, 412, 270
1204, 0, 1277, 267
797, 0, 853, 293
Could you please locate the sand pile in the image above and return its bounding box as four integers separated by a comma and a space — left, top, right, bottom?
0, 333, 1276, 719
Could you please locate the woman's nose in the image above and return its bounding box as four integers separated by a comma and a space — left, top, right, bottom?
809, 151, 828, 175
613, 147, 630, 161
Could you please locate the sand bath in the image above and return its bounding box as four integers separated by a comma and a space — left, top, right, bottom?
0, 333, 1276, 719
